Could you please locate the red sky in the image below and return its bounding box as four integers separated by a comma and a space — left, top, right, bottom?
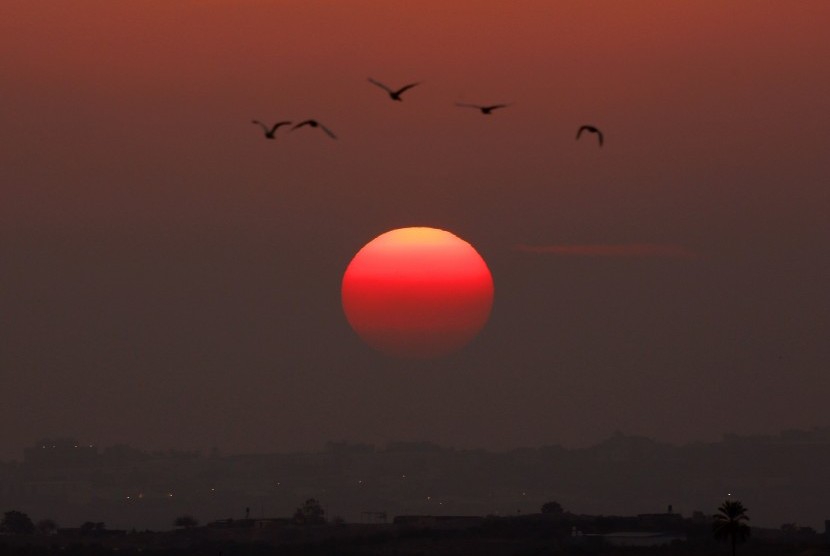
1, 2, 829, 463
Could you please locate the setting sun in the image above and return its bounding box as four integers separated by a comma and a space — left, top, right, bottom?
342, 227, 494, 358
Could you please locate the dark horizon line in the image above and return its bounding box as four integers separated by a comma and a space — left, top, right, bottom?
6, 425, 829, 462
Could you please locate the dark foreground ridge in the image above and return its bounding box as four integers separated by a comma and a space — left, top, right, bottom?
1, 508, 829, 556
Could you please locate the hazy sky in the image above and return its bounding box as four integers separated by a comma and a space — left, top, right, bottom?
2, 1, 829, 460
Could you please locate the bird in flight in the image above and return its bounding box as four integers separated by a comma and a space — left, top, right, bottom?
292, 119, 337, 139
367, 78, 421, 101
252, 120, 292, 139
455, 102, 511, 115
576, 125, 604, 147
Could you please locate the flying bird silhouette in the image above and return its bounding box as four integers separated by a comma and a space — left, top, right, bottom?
576, 125, 604, 147
292, 119, 337, 139
367, 78, 421, 101
252, 120, 292, 139
455, 102, 511, 115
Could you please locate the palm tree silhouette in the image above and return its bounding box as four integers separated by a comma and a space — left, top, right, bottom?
712, 500, 751, 556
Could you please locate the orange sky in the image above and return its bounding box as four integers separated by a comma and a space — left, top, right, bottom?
1, 1, 829, 500
2, 1, 828, 246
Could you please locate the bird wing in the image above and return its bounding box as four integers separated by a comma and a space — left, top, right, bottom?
270, 121, 292, 132
292, 120, 312, 130
486, 104, 509, 111
596, 130, 604, 147
576, 126, 587, 139
455, 102, 482, 109
252, 120, 269, 132
319, 124, 337, 139
394, 82, 421, 95
368, 78, 393, 93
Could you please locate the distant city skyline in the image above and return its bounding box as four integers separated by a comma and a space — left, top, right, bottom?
3, 427, 829, 531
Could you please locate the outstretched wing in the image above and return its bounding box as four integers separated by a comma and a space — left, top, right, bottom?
269, 121, 292, 134
252, 120, 269, 132
576, 125, 603, 146
485, 104, 509, 111
319, 124, 337, 139
368, 78, 393, 93
292, 120, 313, 131
455, 102, 483, 109
394, 82, 421, 95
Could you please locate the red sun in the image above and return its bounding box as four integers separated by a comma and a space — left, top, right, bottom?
342, 227, 494, 358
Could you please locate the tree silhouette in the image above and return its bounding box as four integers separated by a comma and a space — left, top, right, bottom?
713, 500, 751, 556
80, 521, 95, 534
36, 518, 58, 536
293, 498, 326, 525
541, 501, 564, 515
79, 521, 105, 535
1, 510, 35, 535
174, 515, 198, 528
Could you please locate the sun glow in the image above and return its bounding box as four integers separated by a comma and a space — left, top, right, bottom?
342, 227, 494, 358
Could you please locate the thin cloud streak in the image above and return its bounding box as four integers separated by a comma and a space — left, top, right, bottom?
515, 243, 699, 259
